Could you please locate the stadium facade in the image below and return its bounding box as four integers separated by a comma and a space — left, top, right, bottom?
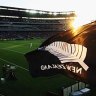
0, 6, 76, 40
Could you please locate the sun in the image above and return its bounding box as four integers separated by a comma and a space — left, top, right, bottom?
73, 17, 81, 29
72, 15, 86, 30
72, 12, 92, 30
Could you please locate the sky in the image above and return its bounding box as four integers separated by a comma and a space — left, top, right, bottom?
0, 0, 96, 27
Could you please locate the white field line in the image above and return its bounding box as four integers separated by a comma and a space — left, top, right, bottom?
0, 43, 38, 54
1, 48, 24, 54
0, 57, 29, 71
4, 44, 26, 49
1, 42, 41, 54
2, 42, 41, 49
1, 43, 26, 54
1, 43, 28, 54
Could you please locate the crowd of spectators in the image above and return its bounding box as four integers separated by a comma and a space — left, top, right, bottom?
0, 16, 74, 40
0, 6, 76, 40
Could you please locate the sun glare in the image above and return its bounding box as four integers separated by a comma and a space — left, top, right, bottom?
73, 17, 81, 29
72, 14, 86, 30
72, 12, 93, 30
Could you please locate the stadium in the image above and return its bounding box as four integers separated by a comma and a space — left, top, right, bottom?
0, 6, 95, 96
0, 6, 75, 40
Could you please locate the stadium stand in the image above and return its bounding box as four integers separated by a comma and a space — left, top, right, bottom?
0, 6, 76, 40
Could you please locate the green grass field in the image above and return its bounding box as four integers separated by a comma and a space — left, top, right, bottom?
0, 39, 76, 96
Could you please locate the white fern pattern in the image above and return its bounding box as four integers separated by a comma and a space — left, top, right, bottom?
44, 41, 89, 71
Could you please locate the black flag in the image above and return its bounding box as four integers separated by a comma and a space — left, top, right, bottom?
25, 21, 96, 85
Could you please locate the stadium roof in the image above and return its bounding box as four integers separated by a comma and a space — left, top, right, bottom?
0, 6, 76, 18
